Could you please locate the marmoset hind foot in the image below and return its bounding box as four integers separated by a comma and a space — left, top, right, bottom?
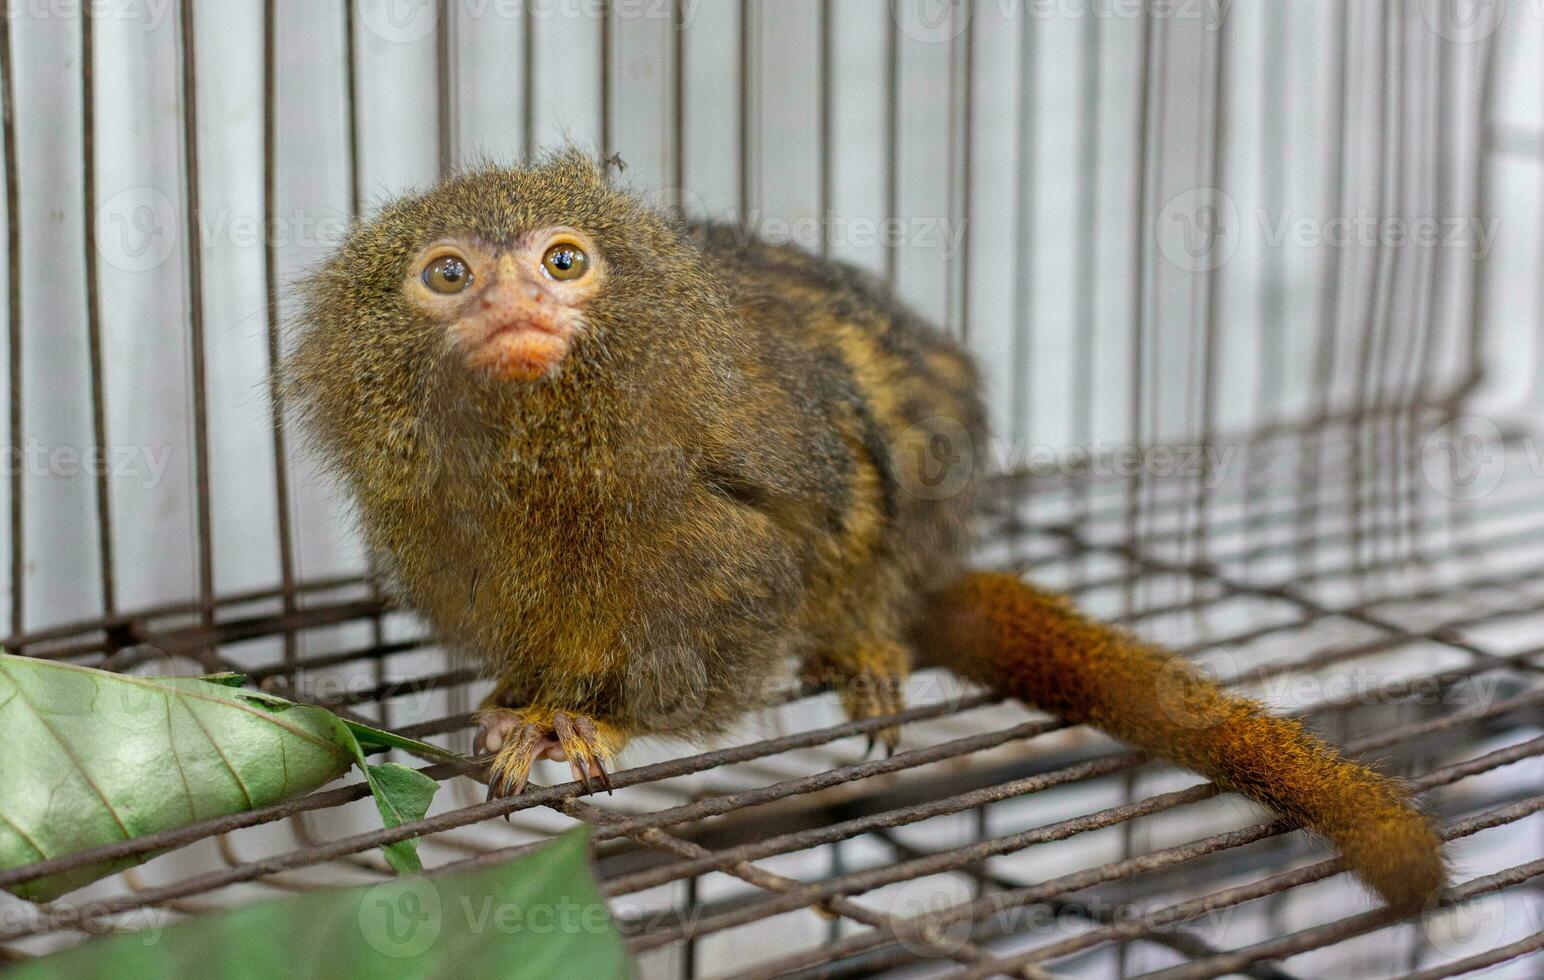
813, 639, 911, 757
476, 705, 625, 798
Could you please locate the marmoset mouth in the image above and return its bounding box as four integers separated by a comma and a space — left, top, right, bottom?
465, 324, 571, 382
485, 316, 562, 340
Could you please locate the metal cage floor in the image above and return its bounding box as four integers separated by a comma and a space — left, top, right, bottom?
1, 412, 1540, 978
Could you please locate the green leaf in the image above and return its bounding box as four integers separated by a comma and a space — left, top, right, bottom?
0, 654, 449, 901
362, 764, 440, 874
193, 672, 248, 688
5, 828, 630, 980
227, 689, 457, 760
342, 717, 464, 761
313, 713, 439, 875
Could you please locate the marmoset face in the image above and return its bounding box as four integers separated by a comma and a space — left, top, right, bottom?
402, 226, 604, 382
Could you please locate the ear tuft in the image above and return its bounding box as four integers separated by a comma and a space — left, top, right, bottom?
541, 146, 607, 187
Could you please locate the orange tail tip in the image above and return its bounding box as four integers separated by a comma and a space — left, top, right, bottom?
919, 571, 1446, 911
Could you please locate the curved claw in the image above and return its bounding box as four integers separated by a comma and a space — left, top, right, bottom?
862, 728, 900, 760
567, 757, 594, 794
553, 710, 616, 796
484, 723, 549, 801
478, 708, 553, 801
477, 706, 621, 800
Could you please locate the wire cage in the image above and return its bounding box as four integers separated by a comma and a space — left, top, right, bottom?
1, 0, 1542, 977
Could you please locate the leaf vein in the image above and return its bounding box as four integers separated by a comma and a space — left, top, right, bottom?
0, 662, 131, 840
0, 809, 47, 862
182, 701, 256, 810
163, 695, 197, 820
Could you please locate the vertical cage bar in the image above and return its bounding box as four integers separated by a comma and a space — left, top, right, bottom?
600, 0, 612, 160
817, 0, 831, 258
178, 0, 217, 651
80, 6, 116, 618
738, 0, 755, 224
681, 872, 699, 980
1, 0, 19, 641
827, 839, 846, 941
672, 0, 685, 203
1123, 9, 1160, 615
1009, 5, 1034, 449
1378, 3, 1413, 570
263, 0, 298, 666
1297, 2, 1352, 580
1448, 24, 1503, 569
1072, 14, 1101, 562
1256, 4, 1287, 428
522, 0, 535, 163
1248, 1, 1286, 573
1346, 2, 1399, 577
1399, 20, 1445, 565
1465, 18, 1503, 400
437, 0, 456, 179
1390, 10, 1435, 565
344, 0, 364, 217
883, 0, 899, 286
950, 0, 974, 340
1191, 0, 1228, 571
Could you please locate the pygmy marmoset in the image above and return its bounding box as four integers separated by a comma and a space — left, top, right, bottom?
287, 151, 1445, 911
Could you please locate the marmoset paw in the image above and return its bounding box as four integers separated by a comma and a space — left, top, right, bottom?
476, 706, 623, 798
839, 668, 908, 758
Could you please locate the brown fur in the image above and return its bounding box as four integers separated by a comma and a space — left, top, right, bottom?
287, 151, 1443, 909
917, 573, 1446, 910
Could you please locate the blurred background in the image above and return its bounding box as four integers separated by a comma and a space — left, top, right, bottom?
0, 1, 1541, 977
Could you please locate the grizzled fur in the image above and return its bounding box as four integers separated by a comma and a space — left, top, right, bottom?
288, 152, 1445, 910
287, 150, 985, 740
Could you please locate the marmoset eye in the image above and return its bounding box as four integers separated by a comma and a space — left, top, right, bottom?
541, 243, 589, 281
423, 253, 472, 294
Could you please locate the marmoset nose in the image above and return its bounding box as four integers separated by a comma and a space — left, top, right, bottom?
456, 266, 576, 382
477, 274, 544, 312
